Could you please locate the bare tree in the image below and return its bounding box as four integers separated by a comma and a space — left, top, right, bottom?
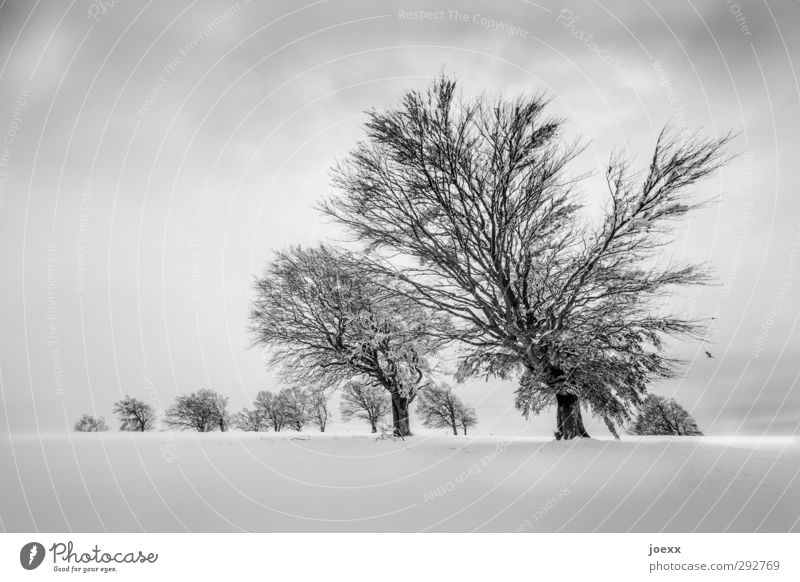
233, 407, 269, 432
113, 395, 157, 431
165, 389, 229, 432
416, 384, 476, 435
339, 380, 391, 433
629, 394, 703, 436
322, 75, 733, 439
307, 386, 332, 432
249, 245, 447, 436
457, 402, 478, 435
74, 414, 108, 432
279, 386, 309, 431
253, 390, 286, 432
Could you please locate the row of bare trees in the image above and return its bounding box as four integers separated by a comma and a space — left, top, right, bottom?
234, 387, 330, 432
73, 396, 159, 432
249, 74, 730, 439
76, 387, 702, 436
74, 384, 480, 434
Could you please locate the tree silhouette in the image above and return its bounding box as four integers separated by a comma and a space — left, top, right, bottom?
278, 386, 309, 432
253, 390, 287, 432
630, 394, 703, 436
307, 386, 333, 432
416, 384, 477, 435
113, 396, 157, 431
165, 389, 229, 432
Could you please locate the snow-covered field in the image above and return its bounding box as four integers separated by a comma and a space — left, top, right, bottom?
1, 433, 798, 532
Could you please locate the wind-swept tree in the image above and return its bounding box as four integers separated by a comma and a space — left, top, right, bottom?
339, 380, 391, 433
165, 389, 229, 432
74, 414, 108, 432
234, 407, 268, 432
629, 394, 703, 436
322, 75, 733, 439
416, 384, 476, 435
250, 245, 447, 436
253, 390, 287, 431
113, 395, 157, 431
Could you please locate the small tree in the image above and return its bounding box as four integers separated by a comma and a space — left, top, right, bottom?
630, 394, 703, 436
279, 386, 309, 431
253, 390, 286, 431
113, 395, 157, 431
307, 386, 332, 432
233, 407, 268, 432
74, 414, 108, 432
339, 380, 391, 433
457, 402, 478, 435
416, 384, 476, 436
165, 389, 229, 432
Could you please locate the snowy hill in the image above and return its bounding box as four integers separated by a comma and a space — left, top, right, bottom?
2, 433, 798, 532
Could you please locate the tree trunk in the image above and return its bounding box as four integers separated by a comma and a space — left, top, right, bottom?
391, 392, 412, 437
451, 423, 458, 436
462, 425, 467, 436
370, 422, 377, 433
555, 393, 590, 440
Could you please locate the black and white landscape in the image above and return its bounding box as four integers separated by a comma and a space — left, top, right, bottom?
0, 0, 798, 533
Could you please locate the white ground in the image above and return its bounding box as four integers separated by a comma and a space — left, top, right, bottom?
1, 433, 798, 532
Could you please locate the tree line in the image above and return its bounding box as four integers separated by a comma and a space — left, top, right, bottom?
74, 389, 700, 436
73, 383, 481, 435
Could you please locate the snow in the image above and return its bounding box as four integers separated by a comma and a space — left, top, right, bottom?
1, 433, 798, 532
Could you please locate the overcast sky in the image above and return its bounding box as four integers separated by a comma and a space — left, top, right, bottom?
0, 0, 798, 436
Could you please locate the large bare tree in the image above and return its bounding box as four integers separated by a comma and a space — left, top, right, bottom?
249, 245, 447, 436
322, 75, 733, 439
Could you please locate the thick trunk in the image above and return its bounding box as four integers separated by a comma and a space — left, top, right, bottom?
451, 422, 458, 436
391, 392, 412, 437
555, 393, 590, 440
370, 423, 377, 434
